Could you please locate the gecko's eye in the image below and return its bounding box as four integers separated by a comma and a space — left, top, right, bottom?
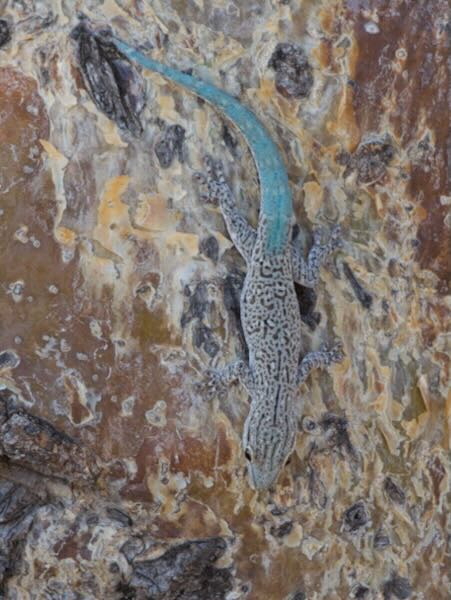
244, 448, 252, 462
285, 456, 292, 467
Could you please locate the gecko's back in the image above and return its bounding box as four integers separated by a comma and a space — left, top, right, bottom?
109, 31, 343, 491
243, 217, 302, 387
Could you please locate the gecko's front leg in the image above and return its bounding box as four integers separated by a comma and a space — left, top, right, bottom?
204, 360, 255, 400
194, 156, 256, 263
297, 341, 344, 386
292, 226, 342, 287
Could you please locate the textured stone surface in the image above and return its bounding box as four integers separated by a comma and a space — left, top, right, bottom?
0, 1, 449, 598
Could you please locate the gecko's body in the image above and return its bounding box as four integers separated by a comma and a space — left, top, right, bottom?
114, 37, 343, 490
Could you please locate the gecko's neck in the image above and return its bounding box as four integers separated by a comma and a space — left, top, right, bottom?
113, 38, 293, 254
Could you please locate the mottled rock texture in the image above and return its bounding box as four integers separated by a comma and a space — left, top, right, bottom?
0, 1, 449, 599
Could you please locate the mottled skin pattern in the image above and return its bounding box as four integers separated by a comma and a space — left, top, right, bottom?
198, 159, 343, 490
111, 36, 344, 490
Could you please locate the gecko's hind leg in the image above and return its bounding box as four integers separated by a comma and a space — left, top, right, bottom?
194, 155, 256, 263
292, 226, 342, 287
297, 341, 344, 386
204, 360, 255, 400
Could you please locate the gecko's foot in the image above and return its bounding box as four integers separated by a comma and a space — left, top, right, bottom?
310, 225, 343, 269
203, 155, 225, 181
313, 225, 342, 250
326, 341, 345, 364
318, 340, 345, 365
203, 368, 229, 400
328, 225, 343, 251
193, 155, 228, 204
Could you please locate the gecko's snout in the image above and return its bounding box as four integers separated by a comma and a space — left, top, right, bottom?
248, 470, 271, 491
246, 460, 282, 491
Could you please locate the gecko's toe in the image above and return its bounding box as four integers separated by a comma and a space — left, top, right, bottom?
213, 159, 225, 180
319, 342, 328, 354
312, 228, 325, 245
199, 192, 214, 203
331, 224, 341, 238
193, 171, 207, 184
203, 154, 215, 173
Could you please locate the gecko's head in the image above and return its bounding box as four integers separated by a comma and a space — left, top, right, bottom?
242, 401, 297, 491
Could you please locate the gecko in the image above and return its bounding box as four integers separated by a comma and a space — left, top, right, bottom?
112, 34, 344, 490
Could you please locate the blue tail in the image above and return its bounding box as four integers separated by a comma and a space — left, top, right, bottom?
113, 38, 293, 254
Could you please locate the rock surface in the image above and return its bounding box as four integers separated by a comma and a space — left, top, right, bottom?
0, 1, 449, 598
